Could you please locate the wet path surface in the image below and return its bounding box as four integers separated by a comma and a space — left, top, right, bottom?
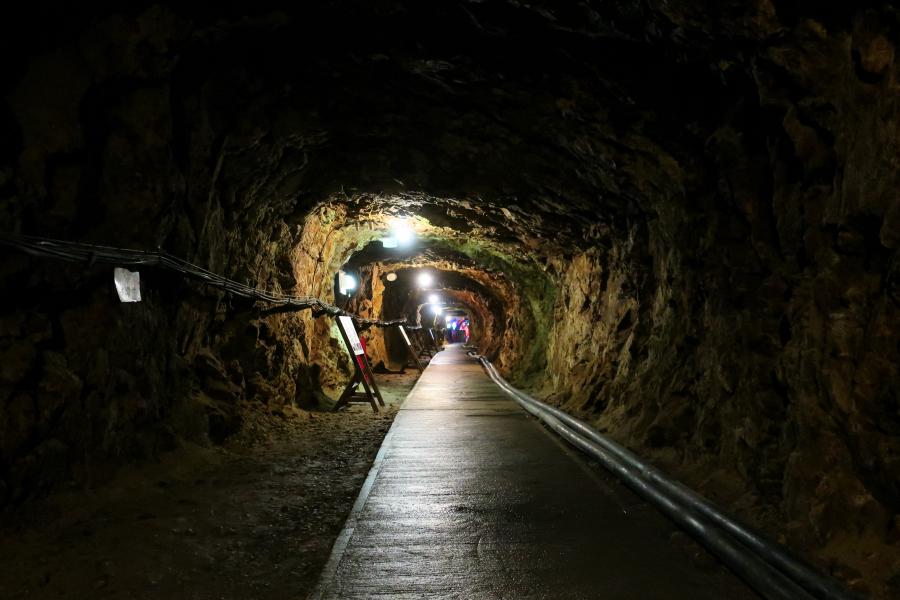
312, 345, 757, 599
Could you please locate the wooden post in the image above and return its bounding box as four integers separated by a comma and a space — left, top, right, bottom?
333, 316, 385, 412
398, 325, 424, 371
425, 327, 440, 353
413, 328, 434, 357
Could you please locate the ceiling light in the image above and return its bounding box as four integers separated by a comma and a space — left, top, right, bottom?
385, 272, 397, 282
417, 272, 433, 287
393, 219, 415, 246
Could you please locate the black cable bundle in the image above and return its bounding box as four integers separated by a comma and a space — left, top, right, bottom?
0, 232, 406, 329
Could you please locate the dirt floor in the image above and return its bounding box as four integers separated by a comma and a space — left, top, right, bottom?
0, 372, 417, 600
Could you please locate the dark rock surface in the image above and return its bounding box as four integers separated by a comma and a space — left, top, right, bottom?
0, 374, 412, 600
0, 1, 898, 595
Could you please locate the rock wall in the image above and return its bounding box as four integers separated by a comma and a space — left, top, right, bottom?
536, 13, 900, 591
0, 13, 360, 504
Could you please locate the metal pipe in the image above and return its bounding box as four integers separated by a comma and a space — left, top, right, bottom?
488, 364, 853, 600
477, 356, 857, 600
517, 397, 812, 600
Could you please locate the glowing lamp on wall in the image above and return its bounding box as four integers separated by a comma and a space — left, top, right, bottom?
338, 271, 356, 295
427, 293, 439, 303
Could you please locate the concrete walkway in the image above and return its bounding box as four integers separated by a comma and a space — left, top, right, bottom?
311, 345, 756, 599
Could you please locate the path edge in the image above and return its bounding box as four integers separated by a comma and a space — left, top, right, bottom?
305, 366, 429, 599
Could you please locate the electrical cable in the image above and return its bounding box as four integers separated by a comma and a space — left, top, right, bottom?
0, 232, 405, 328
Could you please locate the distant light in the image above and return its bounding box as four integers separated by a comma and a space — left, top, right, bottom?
431, 305, 443, 315
393, 219, 415, 246
444, 315, 452, 323
385, 272, 397, 282
381, 237, 398, 248
417, 272, 433, 287
427, 293, 439, 303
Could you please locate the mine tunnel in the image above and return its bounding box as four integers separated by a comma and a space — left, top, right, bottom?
0, 2, 898, 599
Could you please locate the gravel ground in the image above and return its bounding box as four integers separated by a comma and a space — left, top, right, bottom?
0, 372, 417, 600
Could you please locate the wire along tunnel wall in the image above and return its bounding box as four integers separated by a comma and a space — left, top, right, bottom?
0, 232, 405, 328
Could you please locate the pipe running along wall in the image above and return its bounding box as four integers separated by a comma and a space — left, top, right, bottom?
477, 354, 856, 600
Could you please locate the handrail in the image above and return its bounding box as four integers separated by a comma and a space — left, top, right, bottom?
474, 353, 858, 600
0, 232, 403, 328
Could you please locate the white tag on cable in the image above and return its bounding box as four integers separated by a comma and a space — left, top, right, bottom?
114, 267, 142, 302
